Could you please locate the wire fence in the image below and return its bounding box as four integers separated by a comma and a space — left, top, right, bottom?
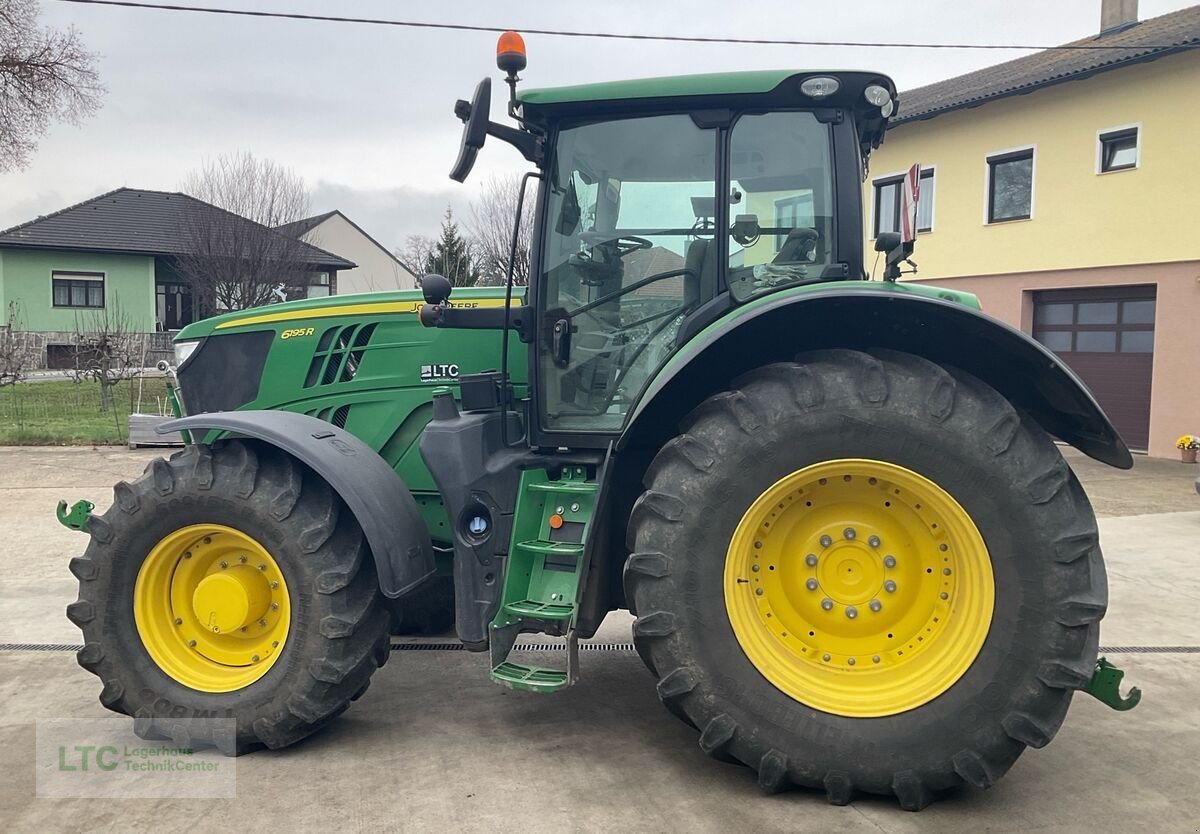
0, 376, 173, 445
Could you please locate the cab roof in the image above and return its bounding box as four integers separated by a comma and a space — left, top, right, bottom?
516, 70, 898, 153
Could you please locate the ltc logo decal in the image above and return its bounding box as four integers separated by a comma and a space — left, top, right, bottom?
420, 363, 459, 382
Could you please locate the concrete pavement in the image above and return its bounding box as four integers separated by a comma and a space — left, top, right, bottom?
1, 445, 1198, 832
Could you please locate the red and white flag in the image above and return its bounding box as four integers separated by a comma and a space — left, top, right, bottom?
900, 163, 921, 243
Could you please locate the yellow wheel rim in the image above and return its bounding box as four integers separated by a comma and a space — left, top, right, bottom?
724, 459, 994, 717
134, 524, 291, 693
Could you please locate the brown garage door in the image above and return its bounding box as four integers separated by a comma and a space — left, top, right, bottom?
1033, 285, 1155, 451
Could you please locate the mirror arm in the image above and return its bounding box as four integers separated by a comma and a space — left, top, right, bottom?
486, 121, 544, 166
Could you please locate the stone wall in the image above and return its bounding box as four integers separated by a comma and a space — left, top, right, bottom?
0, 328, 175, 372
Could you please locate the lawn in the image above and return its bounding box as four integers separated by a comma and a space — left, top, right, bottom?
0, 377, 173, 445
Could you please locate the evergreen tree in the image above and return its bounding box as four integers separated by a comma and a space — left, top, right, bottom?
424, 207, 480, 287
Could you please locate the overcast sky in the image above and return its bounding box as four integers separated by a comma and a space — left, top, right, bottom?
3, 0, 1194, 249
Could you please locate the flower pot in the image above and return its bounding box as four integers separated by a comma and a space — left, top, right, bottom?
1183, 448, 1198, 464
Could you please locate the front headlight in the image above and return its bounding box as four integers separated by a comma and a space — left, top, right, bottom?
174, 339, 200, 368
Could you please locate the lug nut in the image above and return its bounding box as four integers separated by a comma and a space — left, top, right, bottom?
868, 535, 881, 548
755, 588, 764, 596
869, 599, 882, 613
218, 561, 228, 569
821, 598, 833, 611
845, 606, 858, 619
258, 564, 267, 572
872, 655, 880, 664
239, 555, 247, 563
187, 639, 196, 648
182, 551, 191, 559
251, 654, 260, 662
940, 592, 949, 600
847, 657, 856, 666
883, 555, 896, 568
805, 554, 817, 567
270, 581, 279, 590
884, 580, 897, 593
203, 537, 211, 545
822, 653, 831, 662
271, 641, 279, 648
843, 528, 856, 540
943, 567, 952, 576
270, 602, 279, 610
173, 617, 182, 626
806, 578, 819, 591
820, 535, 833, 548
751, 564, 760, 572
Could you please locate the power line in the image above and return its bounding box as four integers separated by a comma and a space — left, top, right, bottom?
51, 0, 1200, 52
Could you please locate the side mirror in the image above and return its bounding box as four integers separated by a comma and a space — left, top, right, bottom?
874, 232, 901, 253
449, 78, 492, 183
421, 273, 453, 305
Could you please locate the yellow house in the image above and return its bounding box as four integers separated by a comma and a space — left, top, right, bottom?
866, 0, 1200, 458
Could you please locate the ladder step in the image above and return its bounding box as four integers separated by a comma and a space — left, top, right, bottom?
504, 599, 575, 619
514, 540, 584, 556
490, 661, 570, 693
526, 481, 597, 495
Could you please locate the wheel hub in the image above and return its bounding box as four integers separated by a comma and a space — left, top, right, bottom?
724, 459, 994, 717
134, 524, 291, 693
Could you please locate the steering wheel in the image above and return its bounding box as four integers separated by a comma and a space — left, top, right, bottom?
579, 232, 653, 258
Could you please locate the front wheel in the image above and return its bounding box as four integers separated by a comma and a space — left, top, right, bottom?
67, 440, 392, 755
624, 349, 1106, 809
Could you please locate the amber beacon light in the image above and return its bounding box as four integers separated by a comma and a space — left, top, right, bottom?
496, 31, 527, 74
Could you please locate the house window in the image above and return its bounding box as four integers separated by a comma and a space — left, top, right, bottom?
51, 272, 105, 308
1098, 127, 1138, 173
986, 149, 1033, 223
872, 168, 934, 237
307, 272, 332, 298
774, 194, 814, 251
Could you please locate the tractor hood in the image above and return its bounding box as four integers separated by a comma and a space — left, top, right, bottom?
174, 287, 512, 342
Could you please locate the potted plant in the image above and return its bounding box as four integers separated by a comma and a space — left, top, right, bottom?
1177, 435, 1200, 464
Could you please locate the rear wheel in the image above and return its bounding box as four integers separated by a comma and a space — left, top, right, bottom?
67, 440, 392, 755
624, 349, 1106, 809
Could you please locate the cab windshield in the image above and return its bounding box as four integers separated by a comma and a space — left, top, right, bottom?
537, 111, 835, 433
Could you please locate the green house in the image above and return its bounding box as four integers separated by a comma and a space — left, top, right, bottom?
0, 188, 353, 368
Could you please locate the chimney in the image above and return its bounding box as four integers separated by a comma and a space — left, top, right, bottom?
1100, 0, 1138, 36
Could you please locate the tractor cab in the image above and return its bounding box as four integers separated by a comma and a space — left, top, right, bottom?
426, 36, 899, 445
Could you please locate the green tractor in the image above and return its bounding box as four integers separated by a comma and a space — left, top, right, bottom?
65, 34, 1137, 809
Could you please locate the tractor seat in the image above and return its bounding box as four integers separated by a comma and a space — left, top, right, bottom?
773, 228, 819, 264
683, 238, 718, 307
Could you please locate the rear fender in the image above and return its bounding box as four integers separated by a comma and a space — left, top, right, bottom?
618, 288, 1132, 469
160, 410, 436, 598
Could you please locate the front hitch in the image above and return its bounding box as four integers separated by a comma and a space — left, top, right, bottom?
56, 499, 94, 533
1083, 656, 1142, 711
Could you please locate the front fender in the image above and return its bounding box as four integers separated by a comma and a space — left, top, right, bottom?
619, 287, 1132, 469
159, 410, 436, 598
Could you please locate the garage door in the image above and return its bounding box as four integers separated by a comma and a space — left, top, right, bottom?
1033, 286, 1155, 451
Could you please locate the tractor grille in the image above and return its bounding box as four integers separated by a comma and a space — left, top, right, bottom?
303, 323, 377, 388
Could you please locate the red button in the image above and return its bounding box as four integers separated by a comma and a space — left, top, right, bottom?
549, 514, 564, 529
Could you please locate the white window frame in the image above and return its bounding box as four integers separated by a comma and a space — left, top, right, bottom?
983, 144, 1036, 225
868, 165, 936, 239
1095, 123, 1141, 174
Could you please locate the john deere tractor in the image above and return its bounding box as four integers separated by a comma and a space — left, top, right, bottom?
64, 33, 1139, 809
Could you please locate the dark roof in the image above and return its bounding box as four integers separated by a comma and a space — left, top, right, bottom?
895, 5, 1200, 124
0, 188, 354, 269
275, 209, 414, 275
274, 210, 337, 239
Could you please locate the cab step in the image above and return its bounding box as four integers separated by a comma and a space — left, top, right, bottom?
488, 466, 597, 692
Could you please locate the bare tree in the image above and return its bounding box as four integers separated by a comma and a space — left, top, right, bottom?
176, 151, 315, 311
0, 301, 32, 386
395, 234, 435, 287
71, 300, 144, 413
0, 0, 103, 172
469, 174, 535, 287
